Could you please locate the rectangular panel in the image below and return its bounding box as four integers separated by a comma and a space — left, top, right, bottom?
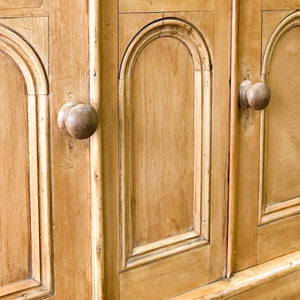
119, 0, 214, 13
263, 0, 300, 10
0, 0, 48, 17
258, 215, 300, 263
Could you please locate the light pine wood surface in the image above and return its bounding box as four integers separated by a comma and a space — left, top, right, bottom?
102, 0, 231, 299
119, 0, 214, 13
1, 0, 300, 299
0, 51, 30, 288
0, 0, 48, 17
0, 0, 94, 299
233, 1, 300, 277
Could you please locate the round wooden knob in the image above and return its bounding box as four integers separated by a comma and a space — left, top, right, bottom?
239, 80, 271, 110
57, 100, 99, 139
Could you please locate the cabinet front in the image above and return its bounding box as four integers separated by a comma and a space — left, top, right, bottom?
1, 0, 300, 299
100, 1, 231, 299
234, 0, 300, 272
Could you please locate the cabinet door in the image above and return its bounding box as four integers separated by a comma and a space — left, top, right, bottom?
233, 0, 300, 272
100, 1, 231, 299
0, 1, 94, 299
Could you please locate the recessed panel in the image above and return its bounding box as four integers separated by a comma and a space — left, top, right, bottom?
120, 19, 211, 269
0, 22, 52, 299
264, 27, 300, 206
259, 12, 300, 224
0, 51, 30, 286
132, 37, 194, 247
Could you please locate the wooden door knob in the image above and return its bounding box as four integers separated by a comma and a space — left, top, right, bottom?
57, 100, 99, 139
239, 80, 271, 110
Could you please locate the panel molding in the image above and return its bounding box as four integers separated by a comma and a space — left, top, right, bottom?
119, 18, 212, 270
0, 24, 52, 299
259, 11, 300, 225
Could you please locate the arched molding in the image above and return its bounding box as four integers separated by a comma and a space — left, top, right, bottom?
0, 24, 48, 95
119, 18, 211, 80
119, 18, 212, 269
262, 11, 300, 76
259, 11, 300, 225
0, 23, 52, 299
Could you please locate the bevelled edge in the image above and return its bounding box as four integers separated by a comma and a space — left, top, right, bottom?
169, 249, 300, 300
0, 23, 49, 95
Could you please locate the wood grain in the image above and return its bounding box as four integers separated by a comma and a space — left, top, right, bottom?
119, 18, 212, 270
227, 0, 239, 278
102, 1, 231, 298
0, 0, 48, 17
261, 10, 293, 57
234, 4, 300, 292
0, 17, 49, 72
234, 0, 262, 272
258, 215, 300, 263
207, 1, 231, 281
119, 11, 214, 68
228, 270, 300, 300
49, 0, 92, 298
100, 0, 120, 298
121, 246, 209, 300
0, 21, 51, 298
119, 13, 163, 67
164, 11, 214, 53
119, 0, 214, 13
0, 50, 30, 287
89, 0, 103, 298
0, 279, 39, 298
258, 11, 300, 225
131, 37, 194, 246
264, 26, 300, 206
171, 250, 300, 300
263, 0, 300, 10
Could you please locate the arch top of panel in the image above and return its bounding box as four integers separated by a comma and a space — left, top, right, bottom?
119, 18, 212, 79
0, 23, 48, 95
